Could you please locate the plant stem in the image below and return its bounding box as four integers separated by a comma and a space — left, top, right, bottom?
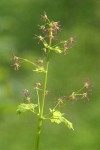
35, 29, 52, 150
35, 54, 50, 150
36, 89, 40, 114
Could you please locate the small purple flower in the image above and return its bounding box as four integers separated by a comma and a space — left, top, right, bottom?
45, 90, 49, 96
41, 12, 48, 22
12, 54, 21, 70
44, 28, 49, 33
84, 80, 92, 91
44, 34, 58, 40
23, 89, 30, 97
38, 25, 45, 31
34, 35, 44, 41
34, 82, 42, 90
81, 92, 89, 102
70, 36, 76, 44
64, 43, 70, 50
50, 21, 61, 34
22, 89, 31, 103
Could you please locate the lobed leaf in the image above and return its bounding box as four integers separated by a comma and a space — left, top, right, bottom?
17, 103, 38, 114
50, 109, 74, 130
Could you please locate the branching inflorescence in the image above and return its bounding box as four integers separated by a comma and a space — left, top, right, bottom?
12, 12, 92, 150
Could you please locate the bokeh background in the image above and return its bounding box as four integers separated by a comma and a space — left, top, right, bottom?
0, 0, 100, 150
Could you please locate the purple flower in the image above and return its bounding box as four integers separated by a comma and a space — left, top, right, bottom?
70, 36, 76, 44
45, 34, 58, 40
84, 80, 92, 92
23, 89, 30, 97
81, 92, 89, 102
50, 21, 61, 34
38, 25, 45, 31
34, 82, 42, 89
22, 89, 31, 103
41, 12, 48, 22
64, 43, 70, 50
12, 54, 21, 70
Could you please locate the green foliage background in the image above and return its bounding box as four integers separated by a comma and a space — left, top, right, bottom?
0, 0, 100, 150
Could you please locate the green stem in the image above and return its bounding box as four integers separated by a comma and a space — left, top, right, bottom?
35, 53, 50, 150
36, 89, 40, 114
35, 29, 52, 150
76, 86, 85, 94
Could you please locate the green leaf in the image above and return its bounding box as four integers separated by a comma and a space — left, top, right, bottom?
50, 110, 63, 124
17, 103, 38, 114
61, 117, 74, 130
50, 109, 74, 130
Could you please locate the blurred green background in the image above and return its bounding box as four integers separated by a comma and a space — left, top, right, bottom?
0, 0, 100, 150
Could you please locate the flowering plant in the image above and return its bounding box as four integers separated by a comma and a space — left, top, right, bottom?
12, 12, 91, 150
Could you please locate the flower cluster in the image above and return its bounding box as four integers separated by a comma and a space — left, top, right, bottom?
61, 36, 76, 54
11, 52, 46, 74
54, 80, 92, 108
22, 89, 31, 103
35, 12, 76, 55
41, 12, 48, 22
40, 12, 61, 39
68, 80, 91, 102
12, 54, 21, 70
34, 82, 49, 96
33, 58, 46, 73
34, 83, 42, 90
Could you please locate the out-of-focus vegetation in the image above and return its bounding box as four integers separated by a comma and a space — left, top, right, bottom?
0, 0, 100, 150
